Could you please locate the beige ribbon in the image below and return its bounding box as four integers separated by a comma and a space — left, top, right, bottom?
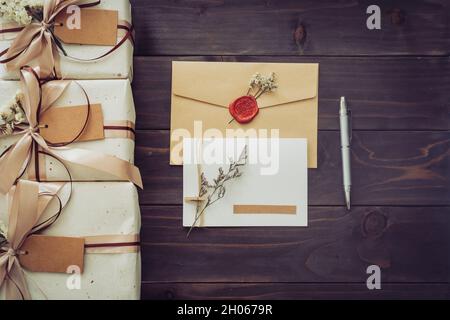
0, 67, 142, 194
84, 234, 140, 254
1, 0, 83, 78
104, 120, 136, 140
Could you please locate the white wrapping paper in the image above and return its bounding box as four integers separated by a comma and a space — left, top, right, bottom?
0, 78, 136, 182
0, 0, 133, 80
0, 182, 141, 300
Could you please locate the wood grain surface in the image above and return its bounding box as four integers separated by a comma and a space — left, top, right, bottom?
133, 56, 450, 131
129, 0, 450, 299
141, 283, 450, 300
141, 206, 449, 283
130, 0, 450, 56
135, 130, 449, 206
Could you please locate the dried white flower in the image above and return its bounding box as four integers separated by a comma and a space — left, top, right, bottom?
247, 72, 277, 98
0, 90, 27, 135
0, 0, 44, 25
0, 220, 7, 238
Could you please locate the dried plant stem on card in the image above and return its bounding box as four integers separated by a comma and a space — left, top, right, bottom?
187, 146, 248, 237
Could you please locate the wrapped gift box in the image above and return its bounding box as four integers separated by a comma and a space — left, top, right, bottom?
0, 181, 141, 300
0, 78, 137, 182
0, 0, 133, 80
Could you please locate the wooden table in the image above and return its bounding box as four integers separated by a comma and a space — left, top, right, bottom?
130, 0, 449, 299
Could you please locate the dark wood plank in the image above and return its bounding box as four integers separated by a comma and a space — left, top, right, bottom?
135, 130, 450, 206
132, 56, 450, 131
141, 283, 449, 300
140, 206, 450, 283
130, 0, 450, 56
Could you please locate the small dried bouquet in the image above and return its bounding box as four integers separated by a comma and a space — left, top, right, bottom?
0, 90, 27, 135
0, 0, 44, 25
0, 220, 7, 246
188, 146, 248, 236
247, 72, 277, 98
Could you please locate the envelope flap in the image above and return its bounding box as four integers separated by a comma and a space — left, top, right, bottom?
172, 62, 319, 108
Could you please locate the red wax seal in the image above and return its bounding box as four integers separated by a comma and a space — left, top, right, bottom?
229, 95, 259, 124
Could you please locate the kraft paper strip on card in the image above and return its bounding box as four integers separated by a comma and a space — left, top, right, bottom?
233, 205, 297, 215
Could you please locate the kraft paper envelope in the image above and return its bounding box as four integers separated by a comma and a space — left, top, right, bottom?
171, 61, 319, 168
183, 138, 308, 227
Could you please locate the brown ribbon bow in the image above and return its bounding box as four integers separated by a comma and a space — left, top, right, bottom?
0, 180, 141, 300
1, 0, 83, 78
0, 0, 133, 79
0, 66, 143, 194
0, 180, 63, 300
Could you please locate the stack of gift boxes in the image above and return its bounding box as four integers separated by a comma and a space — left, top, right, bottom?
0, 1, 141, 299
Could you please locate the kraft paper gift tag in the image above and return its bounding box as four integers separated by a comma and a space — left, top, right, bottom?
54, 9, 118, 46
39, 104, 105, 144
19, 235, 85, 274
183, 138, 308, 227
170, 61, 319, 168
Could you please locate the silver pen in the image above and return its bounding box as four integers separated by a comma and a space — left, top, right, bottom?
339, 97, 352, 210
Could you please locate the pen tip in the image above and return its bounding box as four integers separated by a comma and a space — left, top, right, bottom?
346, 194, 351, 210
340, 96, 347, 113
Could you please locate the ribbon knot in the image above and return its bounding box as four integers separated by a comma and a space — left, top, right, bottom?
0, 180, 63, 300
40, 21, 53, 31
1, 247, 26, 258
30, 126, 40, 134
5, 248, 16, 257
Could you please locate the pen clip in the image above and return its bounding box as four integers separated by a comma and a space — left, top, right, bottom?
348, 108, 353, 143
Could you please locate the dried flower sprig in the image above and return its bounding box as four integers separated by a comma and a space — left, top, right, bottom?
0, 220, 7, 247
188, 146, 248, 237
0, 90, 27, 135
0, 0, 43, 25
247, 72, 277, 99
